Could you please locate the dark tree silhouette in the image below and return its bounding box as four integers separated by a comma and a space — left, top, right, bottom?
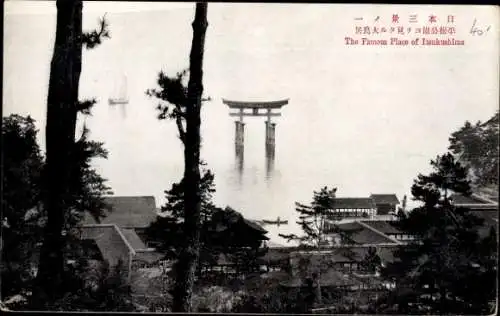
2, 114, 112, 307
35, 0, 109, 305
280, 186, 337, 248
145, 168, 219, 269
448, 111, 499, 187
145, 3, 208, 311
2, 115, 44, 297
280, 186, 340, 308
51, 259, 134, 311
381, 153, 496, 314
360, 246, 381, 274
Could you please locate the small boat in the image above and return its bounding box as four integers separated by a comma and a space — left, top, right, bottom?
109, 74, 129, 118
261, 217, 288, 226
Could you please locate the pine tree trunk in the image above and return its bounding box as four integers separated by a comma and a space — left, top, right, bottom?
172, 3, 208, 312
34, 0, 82, 306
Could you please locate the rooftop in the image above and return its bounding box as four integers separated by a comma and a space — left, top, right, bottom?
208, 207, 269, 246
121, 228, 148, 250
361, 220, 402, 235
213, 207, 268, 235
331, 198, 376, 210
82, 196, 158, 228
450, 194, 485, 205
290, 245, 397, 265
450, 193, 498, 206
370, 194, 400, 205
324, 221, 398, 245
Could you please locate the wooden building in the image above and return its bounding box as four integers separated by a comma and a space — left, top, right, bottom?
82, 195, 158, 247
327, 198, 377, 220
370, 194, 400, 215
198, 207, 270, 277
79, 196, 163, 281
361, 220, 416, 241
450, 192, 498, 238
323, 221, 400, 246
281, 246, 397, 306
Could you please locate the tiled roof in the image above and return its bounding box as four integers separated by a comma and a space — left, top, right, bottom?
264, 241, 287, 248
371, 247, 396, 263
370, 194, 400, 205
290, 246, 397, 266
331, 198, 376, 209
324, 221, 359, 234
450, 194, 485, 205
82, 196, 158, 228
325, 221, 397, 245
290, 250, 357, 263
450, 193, 498, 206
214, 207, 268, 235
79, 224, 135, 267
361, 220, 402, 235
121, 228, 147, 250
245, 219, 268, 234
476, 186, 499, 202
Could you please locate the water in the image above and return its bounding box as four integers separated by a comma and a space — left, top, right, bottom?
86, 89, 482, 245
4, 3, 498, 245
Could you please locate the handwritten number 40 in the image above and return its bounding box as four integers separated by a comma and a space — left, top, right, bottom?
470, 18, 491, 36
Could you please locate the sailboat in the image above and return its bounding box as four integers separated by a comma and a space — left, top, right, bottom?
108, 74, 129, 118
258, 216, 288, 227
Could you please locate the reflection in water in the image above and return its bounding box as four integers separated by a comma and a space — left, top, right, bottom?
265, 121, 276, 181
265, 151, 275, 181
235, 144, 244, 186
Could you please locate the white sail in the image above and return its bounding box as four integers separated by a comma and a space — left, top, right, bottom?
108, 74, 129, 105
108, 74, 129, 119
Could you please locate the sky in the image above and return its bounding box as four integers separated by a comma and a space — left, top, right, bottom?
4, 2, 499, 243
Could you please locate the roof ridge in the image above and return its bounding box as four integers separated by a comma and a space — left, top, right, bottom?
104, 195, 156, 198
336, 197, 373, 199
80, 224, 136, 256
112, 224, 137, 255
471, 193, 498, 205
357, 220, 401, 245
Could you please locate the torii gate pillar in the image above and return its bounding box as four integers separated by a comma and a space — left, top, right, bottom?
235, 121, 245, 173
265, 121, 276, 178
235, 121, 245, 150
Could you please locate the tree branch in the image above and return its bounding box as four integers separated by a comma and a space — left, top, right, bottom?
175, 114, 186, 144
82, 14, 110, 49
76, 98, 97, 115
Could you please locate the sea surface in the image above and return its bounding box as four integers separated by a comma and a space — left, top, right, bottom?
84, 97, 450, 245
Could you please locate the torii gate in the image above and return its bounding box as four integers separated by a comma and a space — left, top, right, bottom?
222, 98, 289, 177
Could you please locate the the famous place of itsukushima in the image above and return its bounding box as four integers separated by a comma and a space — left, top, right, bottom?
223, 98, 289, 179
